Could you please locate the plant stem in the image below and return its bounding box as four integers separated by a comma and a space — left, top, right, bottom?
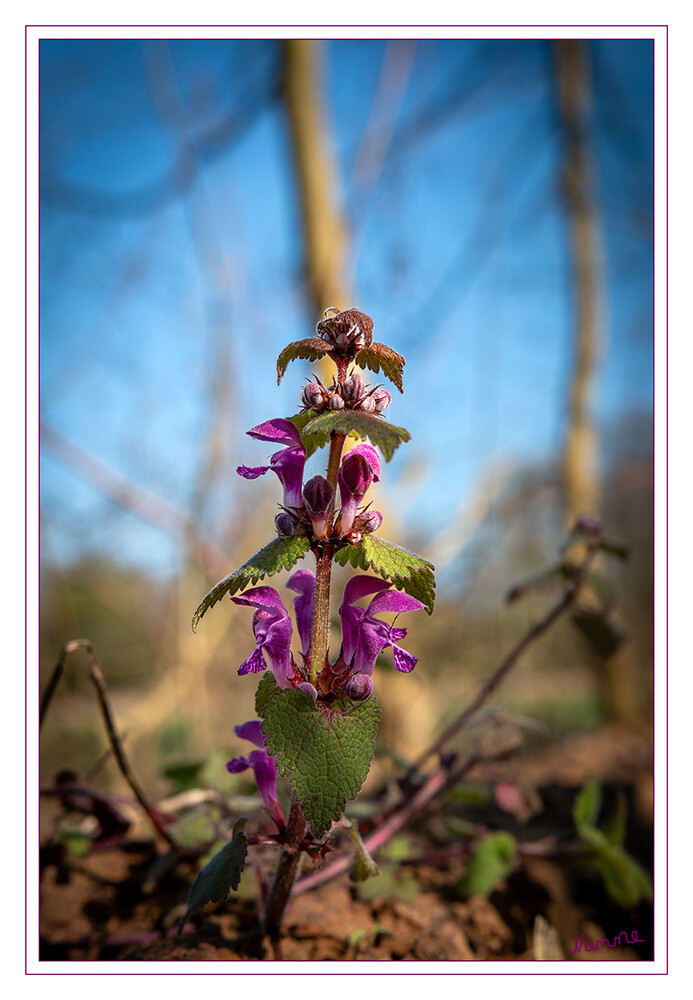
262, 795, 307, 945
310, 550, 332, 686
308, 430, 346, 685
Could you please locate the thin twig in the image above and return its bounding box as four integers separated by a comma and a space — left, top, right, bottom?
40, 639, 178, 850
406, 544, 599, 778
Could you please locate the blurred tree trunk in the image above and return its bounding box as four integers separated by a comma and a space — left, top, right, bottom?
554, 39, 601, 524
555, 42, 642, 725
282, 39, 350, 313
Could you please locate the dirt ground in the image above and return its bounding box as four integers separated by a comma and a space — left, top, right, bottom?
38, 723, 653, 963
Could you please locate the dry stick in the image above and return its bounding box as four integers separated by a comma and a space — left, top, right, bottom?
40, 639, 178, 850
406, 544, 599, 780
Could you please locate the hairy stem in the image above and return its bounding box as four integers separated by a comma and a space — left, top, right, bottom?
308, 430, 346, 685
262, 795, 307, 944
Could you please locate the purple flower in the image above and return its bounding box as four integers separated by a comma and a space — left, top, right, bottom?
227, 720, 282, 822
231, 587, 294, 689
339, 575, 425, 676
237, 418, 306, 509
337, 444, 381, 534
286, 568, 316, 656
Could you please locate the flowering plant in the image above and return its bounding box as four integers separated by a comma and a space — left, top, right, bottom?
183, 308, 435, 943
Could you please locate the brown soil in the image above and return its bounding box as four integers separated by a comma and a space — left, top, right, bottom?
39, 724, 654, 963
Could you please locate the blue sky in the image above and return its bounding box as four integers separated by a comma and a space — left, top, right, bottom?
39, 38, 653, 581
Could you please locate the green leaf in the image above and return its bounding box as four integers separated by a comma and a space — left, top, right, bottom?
192, 535, 310, 632
573, 777, 602, 831
334, 535, 436, 613
602, 791, 628, 847
579, 825, 653, 908
256, 676, 381, 838
300, 410, 410, 461
178, 819, 248, 931
276, 338, 332, 384
460, 831, 517, 896
355, 342, 405, 392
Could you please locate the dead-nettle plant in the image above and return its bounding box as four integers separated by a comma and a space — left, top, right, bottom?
184, 308, 435, 942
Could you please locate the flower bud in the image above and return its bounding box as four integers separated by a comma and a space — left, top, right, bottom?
341, 371, 366, 403
316, 308, 374, 353
345, 672, 374, 702
302, 475, 334, 538
360, 396, 376, 413
360, 509, 383, 534
372, 388, 391, 413
329, 394, 345, 410
301, 382, 325, 409
275, 512, 298, 537
337, 445, 380, 534
296, 682, 318, 702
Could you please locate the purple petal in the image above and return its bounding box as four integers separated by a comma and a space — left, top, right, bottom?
247, 418, 302, 448
232, 586, 288, 615
227, 755, 250, 774
339, 576, 392, 664
342, 575, 392, 607
286, 569, 316, 655
348, 443, 380, 483
392, 645, 419, 673
270, 445, 306, 509
389, 625, 409, 643
238, 642, 267, 676
367, 589, 426, 616
234, 720, 266, 748
259, 616, 294, 689
237, 464, 270, 480
248, 749, 279, 807
352, 619, 391, 676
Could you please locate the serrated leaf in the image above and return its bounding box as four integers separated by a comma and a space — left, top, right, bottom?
301, 410, 410, 461
277, 338, 332, 384
573, 777, 602, 831
334, 535, 435, 613
460, 831, 517, 896
257, 676, 381, 838
192, 535, 309, 632
355, 342, 405, 392
178, 819, 248, 931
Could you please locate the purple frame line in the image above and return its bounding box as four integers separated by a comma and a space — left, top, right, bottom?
27, 26, 665, 975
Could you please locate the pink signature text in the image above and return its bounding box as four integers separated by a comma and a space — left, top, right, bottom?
570, 929, 645, 955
